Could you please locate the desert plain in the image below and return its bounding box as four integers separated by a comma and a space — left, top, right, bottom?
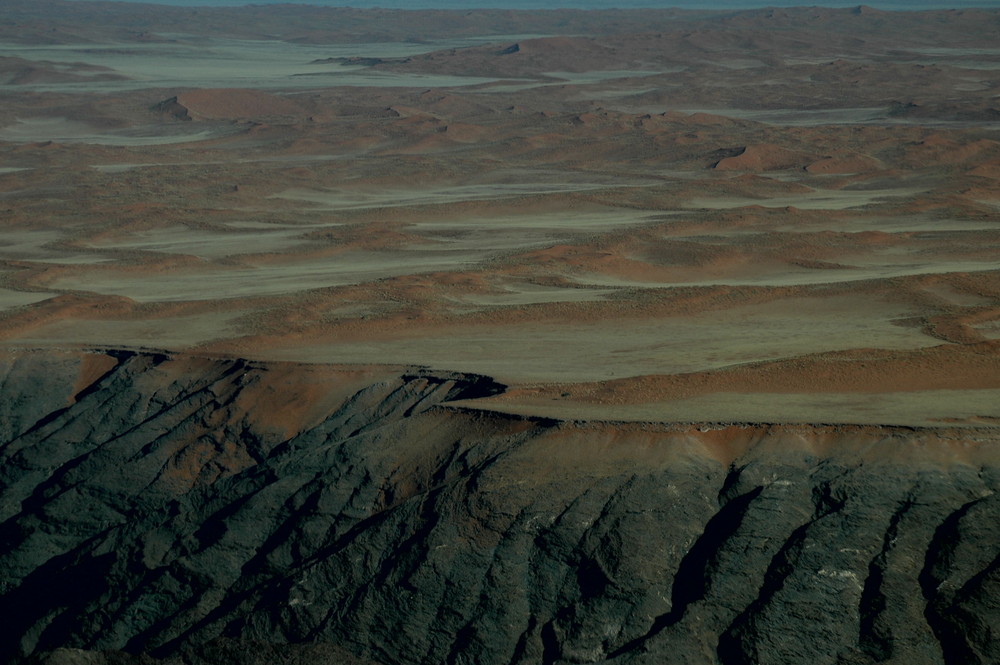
2, 1, 999, 427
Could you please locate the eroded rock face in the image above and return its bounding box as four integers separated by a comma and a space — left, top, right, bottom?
2, 350, 999, 665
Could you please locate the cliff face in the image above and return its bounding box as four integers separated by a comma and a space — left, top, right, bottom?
1, 350, 999, 665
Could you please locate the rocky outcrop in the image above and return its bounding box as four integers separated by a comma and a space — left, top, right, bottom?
1, 349, 998, 665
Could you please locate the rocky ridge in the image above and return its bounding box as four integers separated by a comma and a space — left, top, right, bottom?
1, 349, 998, 665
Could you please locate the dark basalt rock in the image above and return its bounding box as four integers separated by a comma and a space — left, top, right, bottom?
1, 349, 998, 665
151, 97, 192, 121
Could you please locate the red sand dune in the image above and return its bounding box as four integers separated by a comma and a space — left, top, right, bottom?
160, 89, 305, 121
714, 144, 815, 171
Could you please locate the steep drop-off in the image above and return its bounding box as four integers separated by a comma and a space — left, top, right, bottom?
1, 349, 999, 665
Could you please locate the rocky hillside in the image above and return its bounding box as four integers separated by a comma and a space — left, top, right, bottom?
1, 349, 998, 665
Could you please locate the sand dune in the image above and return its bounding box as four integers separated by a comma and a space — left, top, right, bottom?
714, 144, 816, 171
156, 89, 306, 121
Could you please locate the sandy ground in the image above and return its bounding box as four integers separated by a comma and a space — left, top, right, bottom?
1, 2, 999, 426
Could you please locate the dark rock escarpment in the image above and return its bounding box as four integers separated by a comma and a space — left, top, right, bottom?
1, 349, 998, 665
